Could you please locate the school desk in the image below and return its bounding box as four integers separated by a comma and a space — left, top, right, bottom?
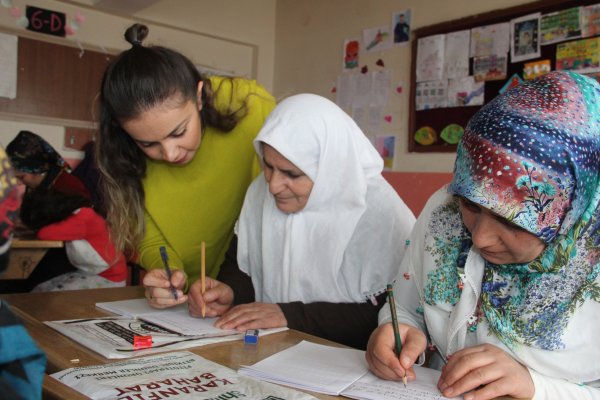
0, 287, 525, 400
0, 238, 64, 280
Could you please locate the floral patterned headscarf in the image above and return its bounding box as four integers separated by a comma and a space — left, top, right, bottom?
6, 130, 69, 174
445, 71, 600, 357
0, 146, 19, 272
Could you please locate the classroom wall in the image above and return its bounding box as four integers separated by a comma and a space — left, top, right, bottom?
0, 0, 276, 161
273, 0, 537, 213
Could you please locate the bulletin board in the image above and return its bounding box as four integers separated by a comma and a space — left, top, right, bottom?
409, 0, 599, 153
0, 36, 113, 123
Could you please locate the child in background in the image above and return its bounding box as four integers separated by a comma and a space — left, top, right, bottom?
20, 188, 127, 291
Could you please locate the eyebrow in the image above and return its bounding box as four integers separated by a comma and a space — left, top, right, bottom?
135, 117, 190, 146
461, 197, 525, 230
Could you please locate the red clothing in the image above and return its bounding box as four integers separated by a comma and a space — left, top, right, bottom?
52, 170, 91, 199
37, 208, 126, 282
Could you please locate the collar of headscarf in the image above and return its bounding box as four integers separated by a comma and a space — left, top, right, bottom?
0, 146, 19, 273
426, 72, 600, 381
6, 130, 69, 174
237, 93, 403, 303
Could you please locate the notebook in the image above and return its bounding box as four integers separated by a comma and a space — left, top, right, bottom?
96, 298, 237, 337
238, 340, 461, 400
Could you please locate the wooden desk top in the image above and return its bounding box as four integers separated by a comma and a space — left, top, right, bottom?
1, 287, 521, 400
0, 287, 340, 400
12, 238, 63, 248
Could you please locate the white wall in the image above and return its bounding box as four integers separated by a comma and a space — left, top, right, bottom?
274, 0, 537, 173
0, 0, 276, 158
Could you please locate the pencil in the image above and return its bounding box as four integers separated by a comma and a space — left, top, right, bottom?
201, 241, 206, 318
387, 283, 407, 388
159, 246, 178, 300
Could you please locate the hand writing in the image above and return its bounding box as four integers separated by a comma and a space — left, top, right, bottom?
143, 268, 187, 308
438, 343, 534, 400
366, 322, 426, 382
188, 277, 234, 318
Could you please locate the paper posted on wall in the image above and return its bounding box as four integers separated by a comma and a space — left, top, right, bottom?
50, 351, 317, 400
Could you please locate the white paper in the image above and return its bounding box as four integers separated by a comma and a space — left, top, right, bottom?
416, 34, 445, 82
0, 32, 17, 99
415, 80, 448, 111
470, 23, 510, 58
238, 341, 459, 400
239, 341, 367, 395
447, 77, 484, 107
344, 370, 460, 400
444, 30, 470, 79
51, 351, 317, 400
96, 298, 237, 336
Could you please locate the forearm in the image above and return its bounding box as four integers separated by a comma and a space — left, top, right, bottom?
530, 370, 600, 400
278, 292, 387, 350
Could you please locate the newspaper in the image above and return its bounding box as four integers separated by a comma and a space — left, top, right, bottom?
45, 317, 286, 359
50, 351, 317, 400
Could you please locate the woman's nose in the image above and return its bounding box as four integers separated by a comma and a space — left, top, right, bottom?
470, 213, 499, 249
268, 171, 285, 195
160, 142, 178, 162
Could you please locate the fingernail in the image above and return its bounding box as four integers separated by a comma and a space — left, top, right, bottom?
439, 381, 447, 391
464, 394, 473, 400
444, 387, 454, 396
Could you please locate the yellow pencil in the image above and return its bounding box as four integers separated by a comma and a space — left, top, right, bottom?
201, 241, 206, 318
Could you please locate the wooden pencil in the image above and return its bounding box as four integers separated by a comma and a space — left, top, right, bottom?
201, 241, 206, 318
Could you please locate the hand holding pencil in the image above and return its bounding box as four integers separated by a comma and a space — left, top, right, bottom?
364, 284, 427, 383
141, 247, 187, 308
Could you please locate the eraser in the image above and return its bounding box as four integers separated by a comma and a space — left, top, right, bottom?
244, 329, 259, 345
133, 335, 153, 349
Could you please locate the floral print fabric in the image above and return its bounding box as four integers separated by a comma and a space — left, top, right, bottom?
441, 71, 600, 351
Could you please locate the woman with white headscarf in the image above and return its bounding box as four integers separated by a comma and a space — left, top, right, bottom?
188, 94, 415, 349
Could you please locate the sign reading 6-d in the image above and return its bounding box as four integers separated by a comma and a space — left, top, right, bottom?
26, 6, 66, 37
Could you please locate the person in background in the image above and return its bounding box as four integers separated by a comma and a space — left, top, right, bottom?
6, 130, 90, 199
96, 23, 275, 304
19, 188, 127, 291
0, 145, 46, 399
2, 130, 91, 293
366, 71, 600, 399
188, 94, 416, 350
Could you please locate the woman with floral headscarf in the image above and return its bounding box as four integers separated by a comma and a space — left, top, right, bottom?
6, 130, 90, 199
366, 71, 600, 399
0, 146, 46, 399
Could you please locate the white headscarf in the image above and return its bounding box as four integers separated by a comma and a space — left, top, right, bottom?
237, 94, 415, 303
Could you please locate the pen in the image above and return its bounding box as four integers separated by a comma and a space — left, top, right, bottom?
201, 241, 206, 318
159, 246, 178, 300
387, 283, 407, 388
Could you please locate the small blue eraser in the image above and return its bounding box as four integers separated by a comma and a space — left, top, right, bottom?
244, 329, 259, 345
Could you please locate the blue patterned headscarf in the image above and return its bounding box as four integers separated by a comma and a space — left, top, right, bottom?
445, 71, 600, 352
6, 130, 69, 174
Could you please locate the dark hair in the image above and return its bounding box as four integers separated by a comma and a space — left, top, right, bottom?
96, 23, 248, 258
20, 188, 92, 231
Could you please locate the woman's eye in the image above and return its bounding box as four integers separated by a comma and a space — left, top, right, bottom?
286, 171, 302, 179
460, 198, 480, 212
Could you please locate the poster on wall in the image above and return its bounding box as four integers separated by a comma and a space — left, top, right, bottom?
510, 13, 541, 63
362, 25, 393, 52
540, 7, 581, 45
373, 135, 395, 170
556, 37, 600, 74
416, 34, 445, 82
343, 38, 360, 71
581, 4, 600, 38
392, 10, 411, 46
